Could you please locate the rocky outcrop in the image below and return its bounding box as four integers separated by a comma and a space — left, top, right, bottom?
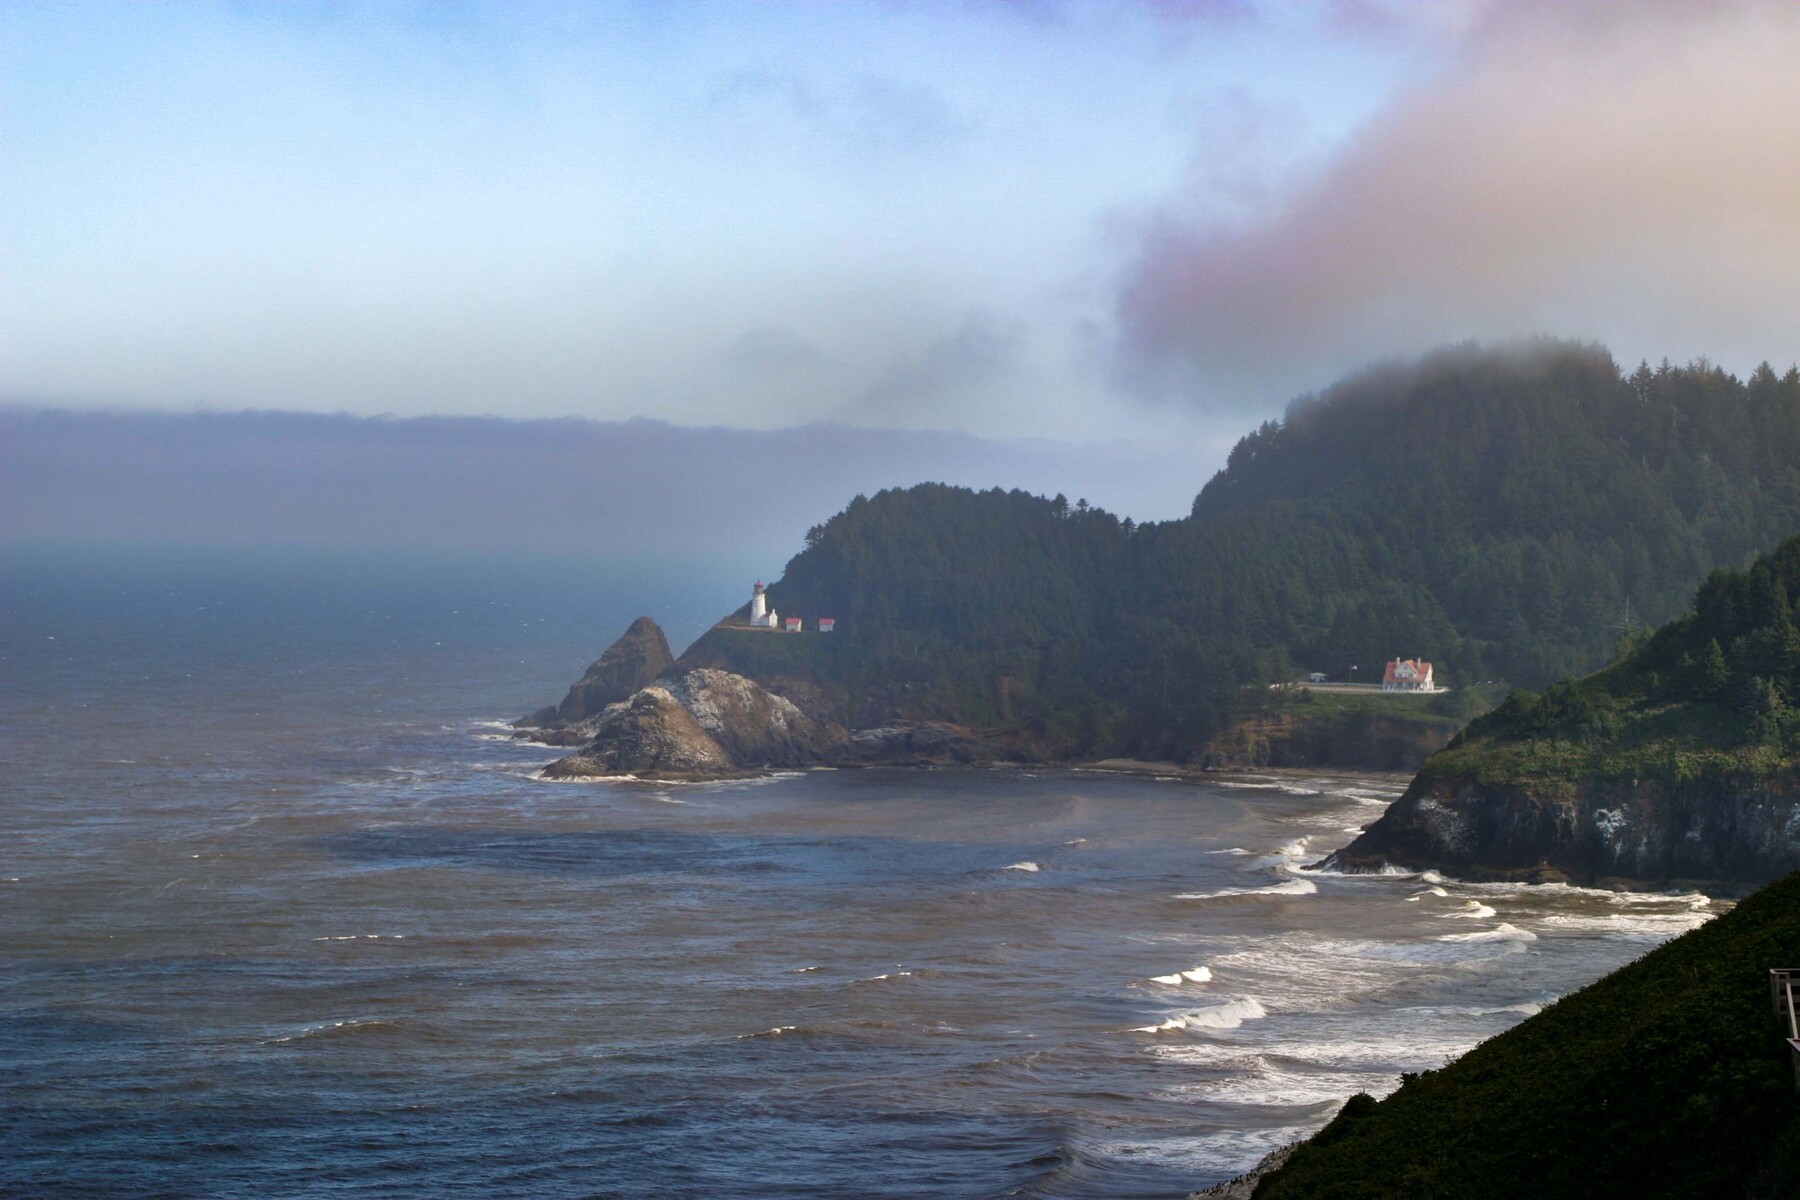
661, 668, 837, 767
543, 668, 844, 779
530, 617, 674, 727
540, 687, 732, 778
1328, 770, 1800, 894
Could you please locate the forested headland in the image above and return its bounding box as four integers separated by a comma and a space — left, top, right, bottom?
1330, 531, 1800, 891
681, 341, 1800, 761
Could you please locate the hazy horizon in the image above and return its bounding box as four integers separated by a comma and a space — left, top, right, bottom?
0, 405, 1219, 565
10, 1, 1800, 464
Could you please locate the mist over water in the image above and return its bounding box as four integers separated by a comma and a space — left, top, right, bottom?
2, 553, 1721, 1198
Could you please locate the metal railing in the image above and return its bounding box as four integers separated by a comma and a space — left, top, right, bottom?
1772, 969, 1800, 1091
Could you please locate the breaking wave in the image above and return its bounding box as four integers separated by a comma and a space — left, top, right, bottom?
1177, 879, 1317, 901
1131, 997, 1268, 1034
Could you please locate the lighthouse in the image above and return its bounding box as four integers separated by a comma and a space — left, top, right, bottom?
749, 581, 779, 628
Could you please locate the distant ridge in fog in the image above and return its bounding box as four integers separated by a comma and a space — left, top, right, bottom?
0, 409, 1204, 560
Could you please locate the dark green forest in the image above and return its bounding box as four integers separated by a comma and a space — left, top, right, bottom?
692, 341, 1800, 758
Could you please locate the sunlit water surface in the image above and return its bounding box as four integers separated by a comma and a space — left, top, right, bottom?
2, 554, 1721, 1197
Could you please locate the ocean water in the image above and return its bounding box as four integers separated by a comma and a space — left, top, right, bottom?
2, 552, 1724, 1198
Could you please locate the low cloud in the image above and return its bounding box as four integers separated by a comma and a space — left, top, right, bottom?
0, 408, 1209, 563
1117, 0, 1800, 410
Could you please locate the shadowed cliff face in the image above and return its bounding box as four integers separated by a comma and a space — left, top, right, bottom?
547, 617, 675, 724
1331, 771, 1800, 895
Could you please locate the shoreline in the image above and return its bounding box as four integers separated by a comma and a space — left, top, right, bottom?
1077, 757, 1412, 784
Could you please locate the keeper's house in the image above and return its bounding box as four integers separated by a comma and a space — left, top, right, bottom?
1382, 658, 1438, 692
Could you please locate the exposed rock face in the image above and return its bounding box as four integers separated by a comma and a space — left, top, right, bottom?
543, 617, 674, 725
1329, 771, 1800, 894
543, 668, 843, 779
540, 687, 732, 778
661, 668, 837, 767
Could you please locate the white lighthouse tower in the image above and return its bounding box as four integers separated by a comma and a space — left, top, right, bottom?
750, 581, 779, 628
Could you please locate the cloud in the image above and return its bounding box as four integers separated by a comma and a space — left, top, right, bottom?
1116, 0, 1800, 410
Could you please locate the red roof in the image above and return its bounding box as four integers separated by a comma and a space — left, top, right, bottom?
1384, 658, 1433, 684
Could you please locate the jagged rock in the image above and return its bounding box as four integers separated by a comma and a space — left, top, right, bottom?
540, 617, 674, 726
660, 668, 840, 766
541, 687, 732, 778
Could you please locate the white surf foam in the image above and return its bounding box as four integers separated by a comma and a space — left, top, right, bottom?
1177, 879, 1317, 900
1146, 966, 1213, 986
1537, 911, 1711, 937
1440, 901, 1498, 919
1436, 922, 1537, 944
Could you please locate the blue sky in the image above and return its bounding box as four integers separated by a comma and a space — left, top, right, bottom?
1, 0, 1441, 444
6, 1, 1799, 455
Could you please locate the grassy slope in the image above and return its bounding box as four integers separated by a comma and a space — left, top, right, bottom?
1414, 662, 1797, 812
1255, 870, 1800, 1199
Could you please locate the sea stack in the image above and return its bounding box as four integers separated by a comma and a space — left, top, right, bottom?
536, 616, 675, 726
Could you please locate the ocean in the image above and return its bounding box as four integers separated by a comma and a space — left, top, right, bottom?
2, 550, 1722, 1198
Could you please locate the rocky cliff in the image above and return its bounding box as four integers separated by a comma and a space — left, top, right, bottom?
1329, 768, 1800, 894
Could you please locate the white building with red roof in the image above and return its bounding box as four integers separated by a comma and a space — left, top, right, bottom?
1382, 658, 1438, 692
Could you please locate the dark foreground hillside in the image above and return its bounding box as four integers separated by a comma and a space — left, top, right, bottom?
1253, 869, 1800, 1199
